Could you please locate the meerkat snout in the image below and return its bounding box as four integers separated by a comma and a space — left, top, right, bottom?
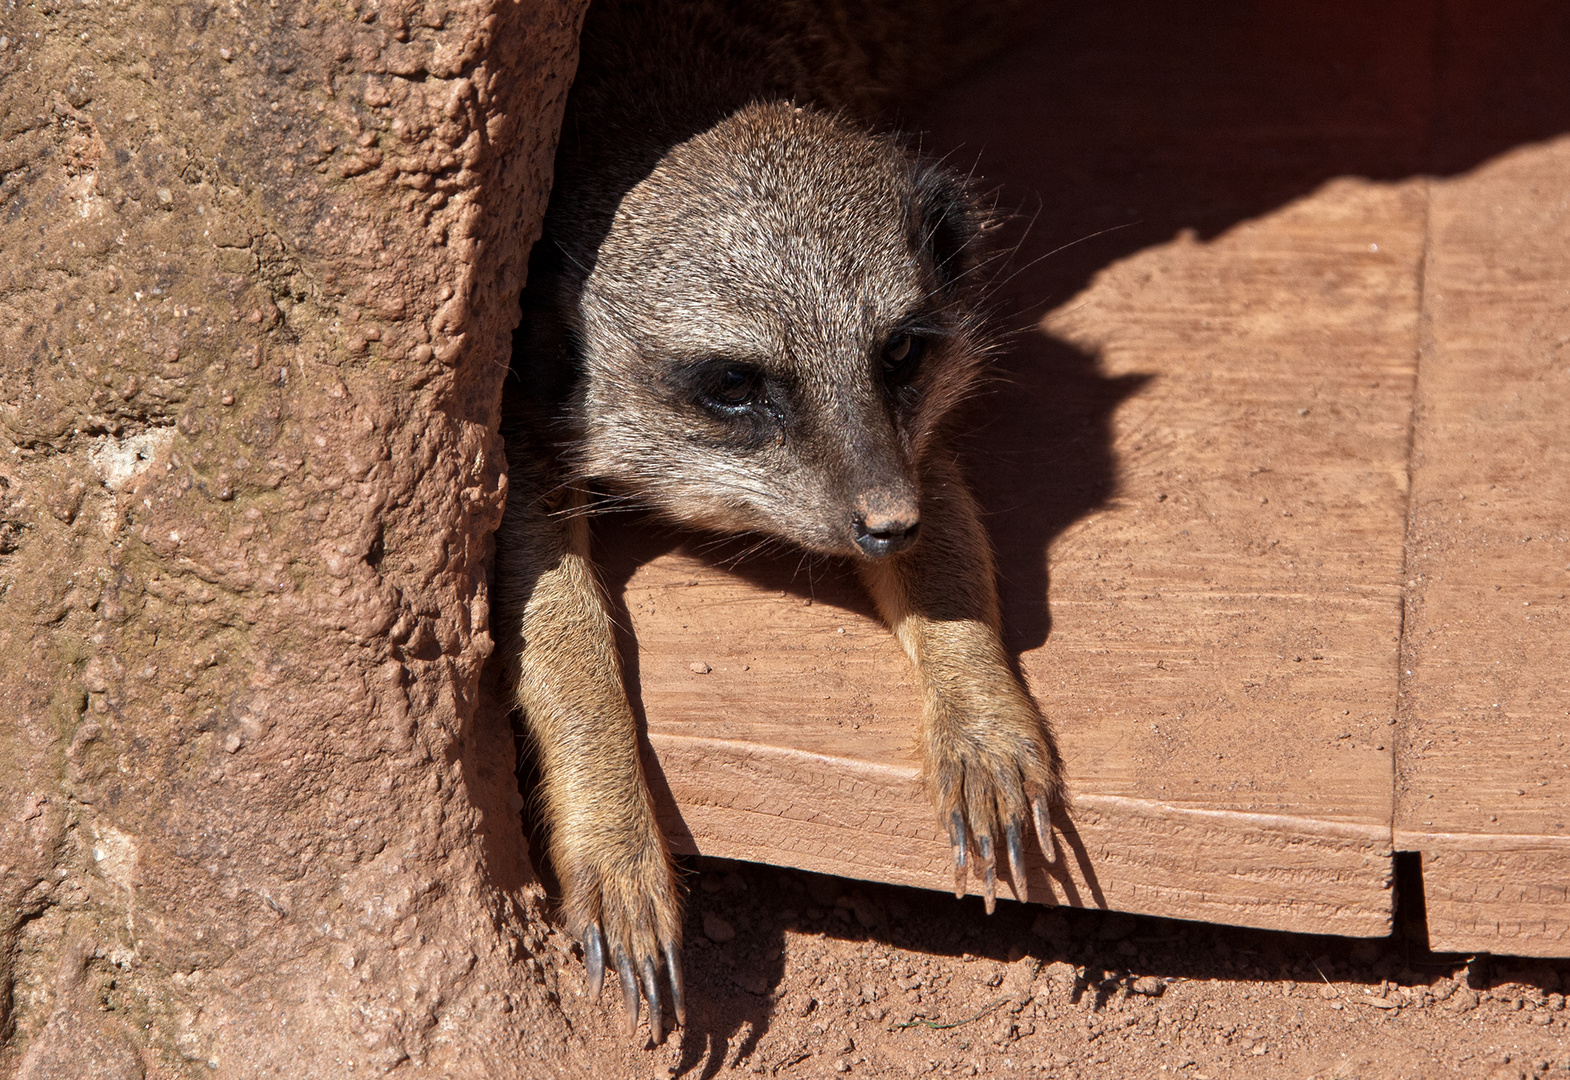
851, 493, 921, 557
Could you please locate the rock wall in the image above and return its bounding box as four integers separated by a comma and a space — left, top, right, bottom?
0, 0, 589, 1074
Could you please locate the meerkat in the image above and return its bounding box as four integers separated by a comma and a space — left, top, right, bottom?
495, 0, 1064, 1043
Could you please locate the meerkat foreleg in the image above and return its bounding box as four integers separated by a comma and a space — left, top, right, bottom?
494, 472, 683, 1041
857, 454, 1066, 913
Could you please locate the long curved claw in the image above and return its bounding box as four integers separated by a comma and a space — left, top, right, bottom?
1006, 819, 1028, 903
1032, 796, 1053, 860
584, 923, 606, 1000
642, 955, 664, 1044
615, 947, 639, 1037
663, 939, 686, 1026
949, 811, 968, 899
978, 831, 997, 914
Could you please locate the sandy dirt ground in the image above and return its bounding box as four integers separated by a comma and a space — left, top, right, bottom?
538, 855, 1568, 1080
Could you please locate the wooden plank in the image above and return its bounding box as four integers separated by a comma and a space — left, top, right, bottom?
648, 737, 1392, 936
1392, 131, 1570, 957
1405, 838, 1570, 957
597, 6, 1442, 934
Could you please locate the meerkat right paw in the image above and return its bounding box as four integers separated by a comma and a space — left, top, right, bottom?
923, 696, 1064, 915
560, 840, 685, 1044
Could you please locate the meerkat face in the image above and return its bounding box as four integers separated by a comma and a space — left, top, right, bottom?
565, 103, 990, 560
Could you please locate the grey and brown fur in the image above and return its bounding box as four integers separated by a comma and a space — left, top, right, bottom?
495, 0, 1063, 1044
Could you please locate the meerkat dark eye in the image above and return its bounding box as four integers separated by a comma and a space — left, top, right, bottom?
882, 332, 925, 380
702, 365, 762, 411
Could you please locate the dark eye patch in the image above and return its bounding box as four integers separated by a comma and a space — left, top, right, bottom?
707, 365, 761, 408
664, 358, 784, 427
881, 331, 925, 381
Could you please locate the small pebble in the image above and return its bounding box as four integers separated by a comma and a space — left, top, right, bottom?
689, 661, 712, 674
1132, 976, 1167, 997
702, 912, 735, 942
733, 970, 769, 995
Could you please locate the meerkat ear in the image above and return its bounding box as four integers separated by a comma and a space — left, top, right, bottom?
913, 165, 981, 295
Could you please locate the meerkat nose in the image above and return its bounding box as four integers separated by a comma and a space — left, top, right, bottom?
851, 509, 921, 558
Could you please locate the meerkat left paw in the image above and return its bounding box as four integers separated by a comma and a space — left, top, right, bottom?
924, 702, 1063, 913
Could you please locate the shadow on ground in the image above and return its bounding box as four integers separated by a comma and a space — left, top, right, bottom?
668, 852, 1567, 1079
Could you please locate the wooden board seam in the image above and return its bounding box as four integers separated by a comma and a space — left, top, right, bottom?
1394, 831, 1570, 850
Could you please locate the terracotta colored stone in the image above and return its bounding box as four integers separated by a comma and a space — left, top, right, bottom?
0, 1, 591, 1074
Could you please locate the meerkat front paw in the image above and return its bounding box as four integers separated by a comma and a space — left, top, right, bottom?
557, 824, 685, 1044
923, 693, 1063, 914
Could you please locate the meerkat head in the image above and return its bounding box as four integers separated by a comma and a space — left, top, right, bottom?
563, 102, 990, 560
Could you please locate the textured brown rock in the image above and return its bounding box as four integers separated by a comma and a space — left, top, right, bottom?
0, 0, 589, 1075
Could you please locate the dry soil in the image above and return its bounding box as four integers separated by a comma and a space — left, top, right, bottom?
541, 855, 1569, 1080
